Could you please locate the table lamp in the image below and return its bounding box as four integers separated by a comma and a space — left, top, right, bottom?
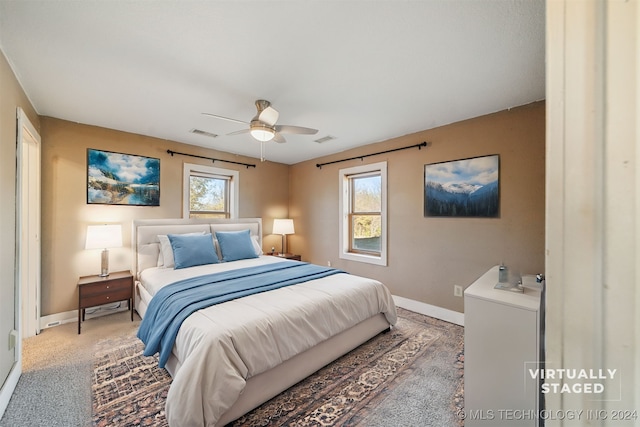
85, 224, 123, 277
272, 219, 294, 255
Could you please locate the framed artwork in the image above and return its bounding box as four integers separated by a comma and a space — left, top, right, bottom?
424, 154, 499, 217
87, 149, 160, 206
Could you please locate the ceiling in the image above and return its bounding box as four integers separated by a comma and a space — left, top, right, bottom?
0, 1, 545, 165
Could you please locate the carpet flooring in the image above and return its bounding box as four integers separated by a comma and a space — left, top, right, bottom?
0, 309, 141, 427
92, 308, 464, 426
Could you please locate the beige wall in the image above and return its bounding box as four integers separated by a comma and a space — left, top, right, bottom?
0, 51, 40, 385
40, 102, 544, 317
290, 101, 545, 313
40, 117, 289, 315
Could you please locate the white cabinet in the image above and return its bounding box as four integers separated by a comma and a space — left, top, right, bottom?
464, 266, 542, 426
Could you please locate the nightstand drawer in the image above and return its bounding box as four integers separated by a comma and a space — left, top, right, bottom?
80, 278, 131, 297
80, 287, 132, 308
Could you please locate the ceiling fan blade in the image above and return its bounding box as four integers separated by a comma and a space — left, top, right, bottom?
275, 124, 318, 135
258, 106, 279, 126
202, 113, 249, 125
227, 128, 251, 136
273, 133, 287, 143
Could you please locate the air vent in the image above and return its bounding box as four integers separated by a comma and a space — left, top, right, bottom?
190, 129, 218, 138
314, 135, 336, 144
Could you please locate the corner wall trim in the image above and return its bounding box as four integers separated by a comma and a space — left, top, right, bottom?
316, 141, 427, 169
392, 295, 464, 326
167, 150, 256, 169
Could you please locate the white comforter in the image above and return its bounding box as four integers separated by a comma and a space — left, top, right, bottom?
139, 257, 397, 427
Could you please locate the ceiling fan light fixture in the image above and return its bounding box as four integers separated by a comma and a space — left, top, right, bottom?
250, 126, 275, 142
204, 100, 318, 146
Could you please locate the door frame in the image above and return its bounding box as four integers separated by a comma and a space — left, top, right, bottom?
16, 107, 41, 338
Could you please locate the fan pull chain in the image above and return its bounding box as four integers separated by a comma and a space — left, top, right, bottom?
260, 141, 266, 162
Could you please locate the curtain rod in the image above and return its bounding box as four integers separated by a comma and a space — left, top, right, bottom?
316, 141, 428, 169
166, 149, 256, 169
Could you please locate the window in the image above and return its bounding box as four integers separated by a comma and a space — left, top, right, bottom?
339, 161, 387, 266
183, 163, 238, 218
350, 173, 382, 253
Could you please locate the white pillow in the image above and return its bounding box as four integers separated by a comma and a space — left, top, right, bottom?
157, 231, 205, 268
251, 235, 263, 255
157, 237, 166, 267
213, 239, 222, 260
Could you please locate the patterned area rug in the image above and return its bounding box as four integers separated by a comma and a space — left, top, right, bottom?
92, 337, 169, 427
92, 308, 463, 426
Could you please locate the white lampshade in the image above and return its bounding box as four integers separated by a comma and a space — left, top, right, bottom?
250, 127, 275, 142
273, 219, 294, 255
273, 219, 295, 235
85, 224, 123, 249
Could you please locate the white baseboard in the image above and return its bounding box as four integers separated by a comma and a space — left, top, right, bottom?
393, 295, 464, 326
39, 302, 130, 330
39, 297, 461, 330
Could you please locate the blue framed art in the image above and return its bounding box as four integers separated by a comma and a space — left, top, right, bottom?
87, 149, 160, 206
424, 154, 499, 217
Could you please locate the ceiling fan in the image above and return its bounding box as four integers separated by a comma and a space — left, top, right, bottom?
203, 99, 318, 143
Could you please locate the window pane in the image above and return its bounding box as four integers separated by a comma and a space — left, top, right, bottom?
353, 175, 381, 213
351, 214, 381, 252
189, 176, 226, 212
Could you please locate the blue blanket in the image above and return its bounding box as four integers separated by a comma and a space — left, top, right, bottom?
137, 261, 345, 367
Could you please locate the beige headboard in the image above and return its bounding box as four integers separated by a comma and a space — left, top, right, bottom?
132, 218, 263, 278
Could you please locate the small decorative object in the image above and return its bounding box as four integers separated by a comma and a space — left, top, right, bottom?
273, 219, 295, 254
495, 264, 523, 293
424, 154, 499, 217
87, 149, 160, 206
521, 274, 543, 290
85, 224, 123, 277
499, 265, 508, 283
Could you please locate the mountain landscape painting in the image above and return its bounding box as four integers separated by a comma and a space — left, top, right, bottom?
424, 154, 499, 217
87, 149, 160, 206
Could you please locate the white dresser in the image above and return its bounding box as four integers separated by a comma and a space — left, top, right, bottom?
464, 266, 543, 426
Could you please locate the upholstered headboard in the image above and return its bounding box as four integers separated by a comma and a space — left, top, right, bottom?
132, 218, 263, 278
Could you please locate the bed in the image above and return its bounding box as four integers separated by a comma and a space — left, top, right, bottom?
132, 218, 397, 427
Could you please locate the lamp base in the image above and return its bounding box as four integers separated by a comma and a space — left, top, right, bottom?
99, 248, 110, 277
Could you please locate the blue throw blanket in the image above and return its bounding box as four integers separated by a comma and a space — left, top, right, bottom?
137, 261, 345, 368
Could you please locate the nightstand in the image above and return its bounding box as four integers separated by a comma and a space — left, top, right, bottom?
267, 253, 302, 261
77, 270, 134, 334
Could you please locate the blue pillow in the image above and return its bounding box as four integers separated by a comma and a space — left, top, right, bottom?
168, 233, 219, 269
215, 229, 259, 262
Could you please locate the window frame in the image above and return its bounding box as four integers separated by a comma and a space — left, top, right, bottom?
182, 163, 239, 219
339, 161, 387, 266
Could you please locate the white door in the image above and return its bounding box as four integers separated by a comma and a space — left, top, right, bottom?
17, 108, 41, 338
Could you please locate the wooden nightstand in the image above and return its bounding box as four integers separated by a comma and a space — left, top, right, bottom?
267, 253, 302, 261
78, 270, 134, 334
